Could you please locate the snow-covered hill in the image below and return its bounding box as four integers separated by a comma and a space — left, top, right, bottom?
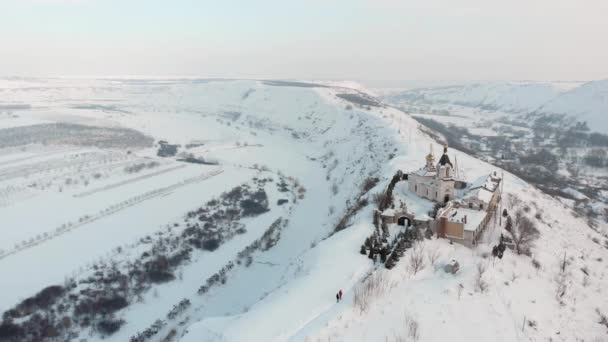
385, 80, 608, 134
538, 80, 608, 134
387, 82, 563, 113
0, 78, 606, 342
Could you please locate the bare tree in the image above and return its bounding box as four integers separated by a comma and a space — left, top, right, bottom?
474, 262, 488, 293
353, 271, 388, 313
409, 244, 425, 275
372, 191, 389, 206
392, 312, 420, 342
426, 244, 440, 266
404, 312, 420, 341
555, 252, 569, 301
507, 211, 540, 255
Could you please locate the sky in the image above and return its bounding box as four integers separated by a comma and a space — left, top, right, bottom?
1, 0, 607, 81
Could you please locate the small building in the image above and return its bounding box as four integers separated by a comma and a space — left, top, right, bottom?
380, 208, 414, 227
461, 173, 501, 211
436, 204, 489, 247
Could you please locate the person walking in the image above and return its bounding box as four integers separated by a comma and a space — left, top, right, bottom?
335, 292, 340, 303
338, 289, 343, 301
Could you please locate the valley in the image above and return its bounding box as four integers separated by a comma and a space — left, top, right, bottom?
0, 78, 606, 342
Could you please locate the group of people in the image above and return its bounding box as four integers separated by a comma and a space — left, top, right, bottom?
335, 289, 343, 302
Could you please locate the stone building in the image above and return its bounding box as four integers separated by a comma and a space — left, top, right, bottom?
408, 144, 455, 204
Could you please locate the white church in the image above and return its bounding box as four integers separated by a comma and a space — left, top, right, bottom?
408, 144, 457, 203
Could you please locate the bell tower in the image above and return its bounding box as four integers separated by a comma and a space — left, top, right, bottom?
425, 144, 436, 171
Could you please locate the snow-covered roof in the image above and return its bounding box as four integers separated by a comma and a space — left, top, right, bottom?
444, 207, 487, 231
382, 208, 395, 216
414, 213, 431, 221
412, 168, 436, 177
463, 187, 494, 204
469, 173, 500, 192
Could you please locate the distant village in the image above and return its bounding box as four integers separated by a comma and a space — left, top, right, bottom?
361, 144, 503, 267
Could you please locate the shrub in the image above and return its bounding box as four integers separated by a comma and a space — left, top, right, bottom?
75, 296, 128, 316
372, 192, 389, 206
0, 321, 23, 340
409, 245, 425, 275
508, 212, 540, 255
474, 262, 488, 293
353, 272, 388, 312
202, 238, 221, 251
240, 199, 269, 217
97, 319, 125, 336
361, 177, 380, 194
147, 270, 175, 283
14, 285, 65, 316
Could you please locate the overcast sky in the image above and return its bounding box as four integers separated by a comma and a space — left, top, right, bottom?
1, 0, 607, 81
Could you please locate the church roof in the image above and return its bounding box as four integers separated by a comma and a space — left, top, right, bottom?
438, 145, 453, 168
412, 168, 436, 177
438, 153, 453, 167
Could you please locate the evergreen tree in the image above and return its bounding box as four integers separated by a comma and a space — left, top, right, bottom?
373, 211, 380, 228
424, 227, 433, 239
380, 246, 388, 263
360, 245, 367, 255
505, 215, 513, 231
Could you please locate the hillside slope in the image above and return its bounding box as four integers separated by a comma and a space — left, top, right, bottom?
177, 83, 608, 342
538, 80, 608, 133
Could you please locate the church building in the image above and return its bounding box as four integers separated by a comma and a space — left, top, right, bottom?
408, 144, 455, 203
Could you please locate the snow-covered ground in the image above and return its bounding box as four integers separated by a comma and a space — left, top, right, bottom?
0, 78, 607, 342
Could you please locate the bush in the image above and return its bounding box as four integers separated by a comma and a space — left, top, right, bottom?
474, 262, 488, 293
240, 199, 269, 217
372, 192, 389, 206
14, 285, 65, 316
157, 143, 179, 157
353, 272, 388, 312
361, 177, 380, 194
75, 296, 128, 316
202, 238, 221, 251
508, 212, 540, 255
148, 270, 175, 283
0, 321, 23, 340
97, 319, 125, 336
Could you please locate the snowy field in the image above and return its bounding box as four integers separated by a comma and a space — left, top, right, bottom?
0, 78, 607, 342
